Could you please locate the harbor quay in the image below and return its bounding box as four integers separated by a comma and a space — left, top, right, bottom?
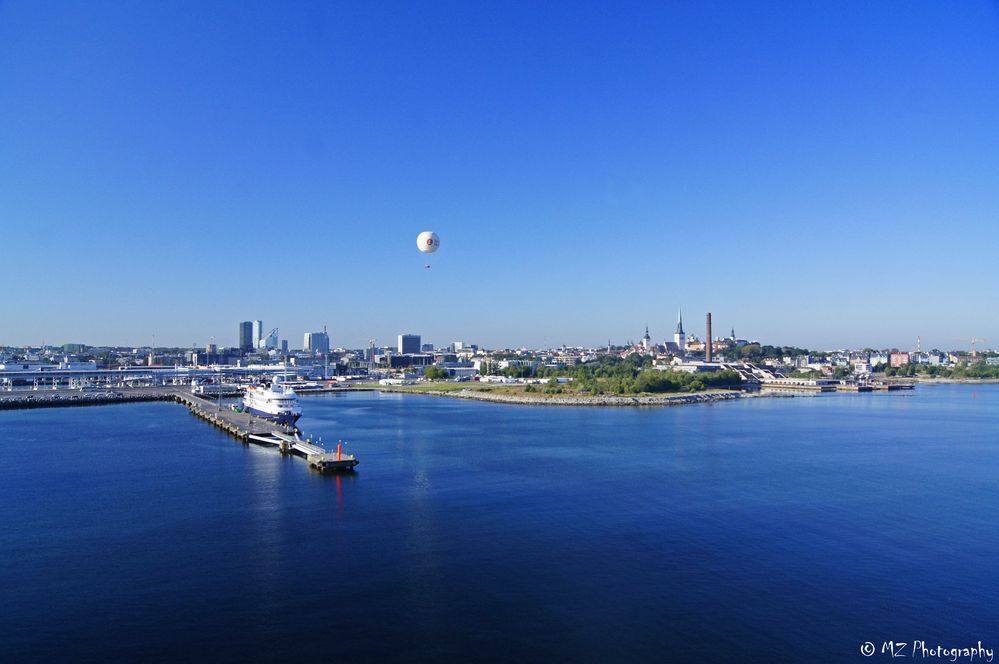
173, 391, 358, 473
0, 382, 340, 410
0, 384, 357, 473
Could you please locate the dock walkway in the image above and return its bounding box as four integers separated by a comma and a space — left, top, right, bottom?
173, 390, 295, 439
245, 431, 358, 471
173, 391, 356, 472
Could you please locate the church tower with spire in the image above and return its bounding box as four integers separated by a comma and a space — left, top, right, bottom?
641, 325, 652, 351
674, 307, 686, 354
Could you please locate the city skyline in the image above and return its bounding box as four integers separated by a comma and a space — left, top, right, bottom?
0, 311, 990, 356
2, 2, 997, 350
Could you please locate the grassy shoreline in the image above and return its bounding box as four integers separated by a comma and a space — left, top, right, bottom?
913, 377, 999, 384
351, 383, 746, 407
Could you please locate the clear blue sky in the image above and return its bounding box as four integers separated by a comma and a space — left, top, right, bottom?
2, 1, 997, 351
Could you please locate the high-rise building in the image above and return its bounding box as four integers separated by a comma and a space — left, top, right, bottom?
674, 307, 686, 354
252, 321, 263, 348
304, 331, 330, 355
398, 334, 421, 354
280, 340, 289, 353
238, 321, 254, 352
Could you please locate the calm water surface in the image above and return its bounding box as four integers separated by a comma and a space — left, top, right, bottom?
1, 385, 997, 662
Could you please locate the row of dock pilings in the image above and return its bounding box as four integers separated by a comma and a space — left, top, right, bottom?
174, 393, 246, 441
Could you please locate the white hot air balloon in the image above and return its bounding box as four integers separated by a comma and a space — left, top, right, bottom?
416, 231, 439, 268
417, 231, 439, 253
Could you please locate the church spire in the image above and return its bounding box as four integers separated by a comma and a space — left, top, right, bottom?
675, 307, 684, 335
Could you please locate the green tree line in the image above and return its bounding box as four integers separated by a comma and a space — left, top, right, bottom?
538, 355, 743, 394
884, 361, 999, 379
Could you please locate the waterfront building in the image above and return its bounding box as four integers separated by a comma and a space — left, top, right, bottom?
398, 334, 421, 355
869, 352, 890, 367
890, 352, 910, 367
851, 359, 872, 375
438, 365, 477, 379
670, 360, 723, 374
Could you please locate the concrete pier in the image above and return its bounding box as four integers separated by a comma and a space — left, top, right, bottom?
173, 391, 296, 440
174, 392, 357, 472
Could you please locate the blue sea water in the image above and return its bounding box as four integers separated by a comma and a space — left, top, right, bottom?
1, 385, 997, 662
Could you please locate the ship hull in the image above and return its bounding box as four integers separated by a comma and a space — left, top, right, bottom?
245, 406, 301, 426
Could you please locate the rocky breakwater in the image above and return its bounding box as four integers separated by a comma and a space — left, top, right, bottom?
0, 388, 176, 410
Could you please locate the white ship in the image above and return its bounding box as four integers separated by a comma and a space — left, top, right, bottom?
242, 376, 302, 426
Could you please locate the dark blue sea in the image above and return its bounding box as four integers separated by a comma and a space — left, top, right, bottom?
1, 385, 997, 662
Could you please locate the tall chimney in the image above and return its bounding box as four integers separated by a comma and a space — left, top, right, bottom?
706, 312, 713, 363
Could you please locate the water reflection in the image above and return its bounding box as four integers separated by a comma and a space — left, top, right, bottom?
245, 443, 285, 593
